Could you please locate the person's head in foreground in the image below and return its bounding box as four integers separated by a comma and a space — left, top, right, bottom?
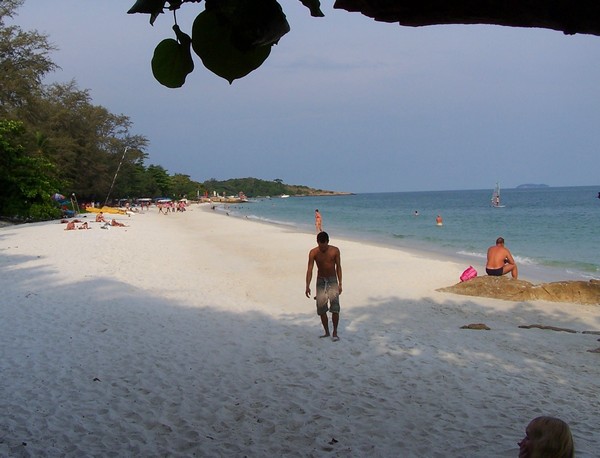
317, 231, 329, 251
518, 416, 574, 458
496, 236, 505, 245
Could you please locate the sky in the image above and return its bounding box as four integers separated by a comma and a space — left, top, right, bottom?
10, 0, 600, 193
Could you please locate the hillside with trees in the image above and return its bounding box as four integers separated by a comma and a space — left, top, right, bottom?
203, 177, 347, 198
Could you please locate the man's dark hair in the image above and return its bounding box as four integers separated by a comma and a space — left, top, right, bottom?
317, 231, 329, 243
496, 237, 505, 245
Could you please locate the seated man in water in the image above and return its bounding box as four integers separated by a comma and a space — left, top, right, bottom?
485, 236, 518, 279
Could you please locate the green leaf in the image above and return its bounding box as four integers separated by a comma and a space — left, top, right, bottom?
205, 0, 290, 51
192, 9, 271, 84
127, 0, 167, 25
234, 0, 290, 49
151, 31, 194, 88
299, 0, 324, 17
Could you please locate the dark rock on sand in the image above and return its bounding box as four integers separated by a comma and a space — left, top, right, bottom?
518, 324, 577, 333
438, 276, 600, 305
460, 323, 491, 330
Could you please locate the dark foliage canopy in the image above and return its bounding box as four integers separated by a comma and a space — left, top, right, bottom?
129, 0, 600, 86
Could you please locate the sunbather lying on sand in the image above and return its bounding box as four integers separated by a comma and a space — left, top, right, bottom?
110, 219, 127, 227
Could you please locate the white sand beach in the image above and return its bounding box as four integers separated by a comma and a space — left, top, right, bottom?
1, 206, 599, 457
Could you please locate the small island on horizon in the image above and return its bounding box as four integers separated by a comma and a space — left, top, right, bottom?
516, 183, 549, 189
202, 177, 353, 198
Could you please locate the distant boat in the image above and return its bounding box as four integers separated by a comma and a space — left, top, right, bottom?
280, 194, 290, 198
491, 182, 505, 208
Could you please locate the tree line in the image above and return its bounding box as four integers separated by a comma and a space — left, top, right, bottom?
0, 1, 325, 221
202, 177, 331, 198
0, 0, 211, 221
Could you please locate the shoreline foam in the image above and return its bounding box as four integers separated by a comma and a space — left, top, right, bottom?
210, 203, 584, 285
216, 187, 600, 283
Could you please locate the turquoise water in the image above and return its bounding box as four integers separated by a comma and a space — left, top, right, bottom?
218, 186, 600, 282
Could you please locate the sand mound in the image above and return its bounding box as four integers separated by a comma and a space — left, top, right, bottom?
438, 276, 600, 305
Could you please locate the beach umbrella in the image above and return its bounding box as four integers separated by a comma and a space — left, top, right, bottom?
52, 193, 66, 201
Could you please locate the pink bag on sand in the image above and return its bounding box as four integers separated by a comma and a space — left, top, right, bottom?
460, 266, 477, 282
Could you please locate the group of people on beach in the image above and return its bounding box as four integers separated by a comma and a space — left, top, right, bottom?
304, 231, 570, 455
63, 219, 89, 230
309, 206, 550, 453
157, 200, 187, 214
304, 231, 519, 337
306, 208, 520, 341
94, 212, 126, 226
304, 225, 568, 455
63, 211, 128, 230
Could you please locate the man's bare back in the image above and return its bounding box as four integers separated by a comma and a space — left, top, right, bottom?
486, 237, 518, 279
486, 245, 512, 269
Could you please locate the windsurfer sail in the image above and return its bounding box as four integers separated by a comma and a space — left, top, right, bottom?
491, 182, 504, 208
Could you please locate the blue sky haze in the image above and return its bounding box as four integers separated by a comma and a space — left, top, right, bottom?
12, 0, 600, 193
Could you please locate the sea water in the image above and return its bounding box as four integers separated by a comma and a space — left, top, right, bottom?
217, 186, 600, 283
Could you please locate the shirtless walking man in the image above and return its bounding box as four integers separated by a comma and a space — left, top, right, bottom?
486, 236, 518, 279
305, 231, 342, 341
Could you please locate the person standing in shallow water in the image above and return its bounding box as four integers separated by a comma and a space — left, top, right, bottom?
305, 231, 342, 341
314, 209, 322, 233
